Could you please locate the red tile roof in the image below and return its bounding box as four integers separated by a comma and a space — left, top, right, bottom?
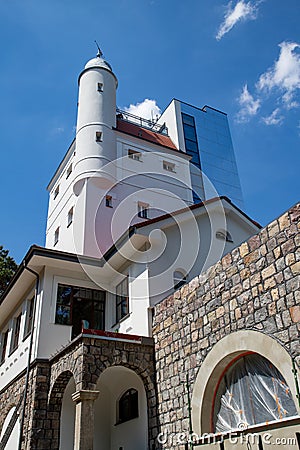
116, 118, 178, 151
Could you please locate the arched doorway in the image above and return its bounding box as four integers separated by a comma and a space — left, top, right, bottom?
59, 377, 76, 450
94, 366, 148, 450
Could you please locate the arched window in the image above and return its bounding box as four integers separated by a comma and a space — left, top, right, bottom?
173, 270, 187, 290
216, 229, 233, 243
213, 353, 297, 432
118, 388, 138, 424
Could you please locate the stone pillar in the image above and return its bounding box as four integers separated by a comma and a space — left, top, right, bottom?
72, 390, 99, 450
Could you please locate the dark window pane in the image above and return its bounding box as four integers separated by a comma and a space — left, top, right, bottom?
183, 124, 197, 141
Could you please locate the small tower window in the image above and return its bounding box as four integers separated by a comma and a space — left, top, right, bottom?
173, 270, 187, 290
138, 202, 149, 219
216, 229, 233, 243
66, 164, 72, 179
54, 227, 60, 246
163, 160, 176, 172
105, 195, 113, 208
54, 185, 59, 199
67, 207, 74, 227
96, 131, 103, 142
97, 82, 103, 92
128, 149, 142, 161
117, 388, 138, 424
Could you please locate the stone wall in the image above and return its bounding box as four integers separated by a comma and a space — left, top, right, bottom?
152, 202, 300, 449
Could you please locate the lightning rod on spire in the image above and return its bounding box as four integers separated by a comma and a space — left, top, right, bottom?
94, 40, 103, 58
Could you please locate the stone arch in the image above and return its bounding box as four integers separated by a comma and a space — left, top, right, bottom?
48, 370, 75, 450
192, 330, 300, 435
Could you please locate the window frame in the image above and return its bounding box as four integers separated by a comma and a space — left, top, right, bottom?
54, 185, 59, 199
128, 149, 142, 161
137, 202, 149, 219
117, 388, 139, 424
116, 277, 129, 323
105, 195, 113, 208
96, 131, 103, 142
67, 207, 74, 227
0, 329, 9, 364
10, 314, 22, 354
97, 82, 103, 92
66, 164, 72, 179
23, 297, 34, 339
54, 227, 60, 246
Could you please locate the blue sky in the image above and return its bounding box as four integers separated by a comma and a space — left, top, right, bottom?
0, 0, 299, 262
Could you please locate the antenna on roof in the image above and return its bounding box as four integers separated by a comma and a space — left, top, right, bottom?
94, 40, 103, 58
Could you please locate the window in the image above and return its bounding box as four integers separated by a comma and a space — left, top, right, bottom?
96, 131, 102, 142
54, 227, 60, 246
97, 82, 103, 92
66, 164, 72, 179
67, 207, 74, 227
54, 185, 59, 199
216, 229, 233, 243
213, 353, 298, 433
173, 270, 187, 290
24, 297, 34, 337
105, 195, 113, 208
0, 330, 9, 364
55, 284, 106, 338
163, 160, 176, 172
116, 277, 129, 323
128, 149, 142, 161
138, 202, 149, 219
10, 314, 21, 353
117, 388, 138, 424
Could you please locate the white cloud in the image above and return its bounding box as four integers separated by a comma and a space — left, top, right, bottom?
123, 99, 161, 121
216, 1, 259, 40
257, 41, 300, 109
261, 108, 284, 126
236, 84, 261, 122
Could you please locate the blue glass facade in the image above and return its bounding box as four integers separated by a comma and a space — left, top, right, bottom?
180, 101, 243, 208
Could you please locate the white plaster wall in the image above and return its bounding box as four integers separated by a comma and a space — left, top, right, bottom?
0, 406, 20, 449
158, 99, 186, 152
94, 366, 148, 450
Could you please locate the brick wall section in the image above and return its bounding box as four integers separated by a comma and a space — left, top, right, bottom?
152, 202, 300, 448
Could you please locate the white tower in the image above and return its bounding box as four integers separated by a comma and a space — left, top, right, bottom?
73, 47, 118, 194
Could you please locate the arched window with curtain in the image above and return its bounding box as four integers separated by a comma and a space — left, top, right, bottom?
213, 353, 298, 432
117, 388, 138, 424
173, 270, 187, 290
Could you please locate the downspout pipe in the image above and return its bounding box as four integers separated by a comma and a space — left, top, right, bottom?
17, 264, 40, 450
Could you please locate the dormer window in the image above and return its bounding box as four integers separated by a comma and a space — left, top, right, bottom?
163, 161, 175, 172
96, 131, 103, 142
128, 149, 142, 161
216, 229, 233, 243
66, 164, 72, 179
54, 185, 59, 199
97, 82, 103, 92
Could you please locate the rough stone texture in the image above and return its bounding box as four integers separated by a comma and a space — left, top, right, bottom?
0, 337, 156, 450
153, 202, 300, 449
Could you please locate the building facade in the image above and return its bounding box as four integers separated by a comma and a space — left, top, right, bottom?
0, 50, 299, 450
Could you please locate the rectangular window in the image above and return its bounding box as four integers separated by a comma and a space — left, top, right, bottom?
97, 82, 103, 92
116, 277, 129, 323
66, 164, 72, 179
24, 297, 34, 338
0, 330, 9, 364
96, 131, 102, 142
67, 207, 74, 227
55, 284, 105, 339
11, 314, 21, 353
54, 185, 59, 199
138, 202, 149, 219
163, 160, 176, 172
54, 227, 59, 246
105, 195, 113, 208
128, 149, 142, 161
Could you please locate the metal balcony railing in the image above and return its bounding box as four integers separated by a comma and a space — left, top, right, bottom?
116, 108, 168, 135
